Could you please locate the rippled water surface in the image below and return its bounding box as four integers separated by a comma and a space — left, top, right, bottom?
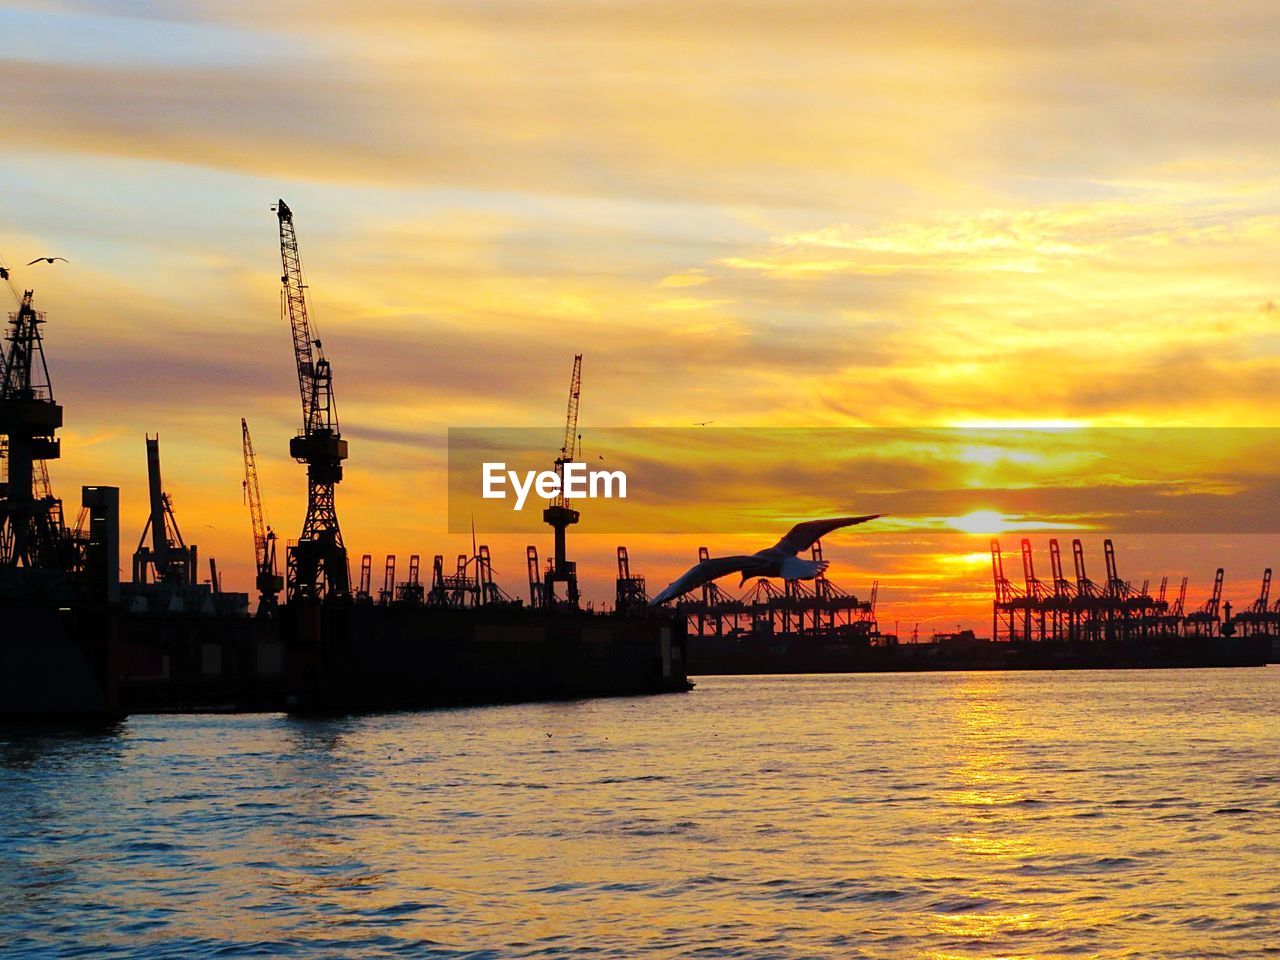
3, 670, 1279, 958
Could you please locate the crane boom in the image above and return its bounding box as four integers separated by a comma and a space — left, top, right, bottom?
558, 353, 582, 465
241, 418, 282, 615
542, 355, 583, 606
276, 199, 337, 439
551, 353, 582, 512
241, 418, 268, 570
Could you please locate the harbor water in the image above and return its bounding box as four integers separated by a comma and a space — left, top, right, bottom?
2, 670, 1278, 958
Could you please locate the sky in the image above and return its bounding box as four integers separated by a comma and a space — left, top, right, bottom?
1, 0, 1278, 632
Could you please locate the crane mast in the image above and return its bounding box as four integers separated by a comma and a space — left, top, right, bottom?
274, 199, 349, 601
241, 418, 281, 615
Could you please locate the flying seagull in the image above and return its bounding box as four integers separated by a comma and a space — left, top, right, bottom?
649, 514, 881, 606
27, 257, 68, 265
693, 420, 714, 426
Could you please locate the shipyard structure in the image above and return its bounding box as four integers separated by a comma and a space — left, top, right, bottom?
647, 535, 1273, 673
0, 206, 689, 719
2, 200, 1274, 716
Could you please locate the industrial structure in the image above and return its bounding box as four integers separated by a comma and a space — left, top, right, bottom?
990, 538, 1280, 642
0, 283, 127, 613
241, 418, 282, 616
660, 542, 882, 643
541, 354, 582, 607
0, 235, 686, 720
345, 546, 523, 610
6, 194, 1276, 715
122, 433, 245, 616
131, 436, 198, 586
615, 546, 647, 614
274, 199, 349, 602
0, 288, 74, 595
1231, 567, 1280, 639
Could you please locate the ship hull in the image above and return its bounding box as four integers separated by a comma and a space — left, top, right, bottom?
0, 601, 124, 720
72, 601, 690, 715
280, 603, 690, 712
5, 596, 691, 720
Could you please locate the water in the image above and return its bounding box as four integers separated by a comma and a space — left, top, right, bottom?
2, 670, 1279, 959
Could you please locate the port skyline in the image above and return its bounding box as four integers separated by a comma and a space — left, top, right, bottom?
3, 1, 1278, 633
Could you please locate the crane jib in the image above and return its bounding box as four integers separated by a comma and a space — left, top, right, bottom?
277, 206, 340, 441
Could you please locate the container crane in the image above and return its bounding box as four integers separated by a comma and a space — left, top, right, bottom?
615, 545, 647, 612
1234, 568, 1277, 637
273, 199, 349, 601
1020, 539, 1050, 601
1103, 539, 1128, 598
990, 539, 1022, 641
1184, 568, 1224, 636
1046, 539, 1075, 641
542, 354, 582, 606
357, 553, 372, 600
1020, 539, 1049, 640
526, 545, 544, 608
1250, 568, 1272, 614
1172, 576, 1188, 618
241, 418, 282, 616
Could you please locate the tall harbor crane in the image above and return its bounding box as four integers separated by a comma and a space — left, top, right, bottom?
542, 354, 582, 606
241, 418, 282, 616
0, 289, 66, 578
273, 199, 349, 601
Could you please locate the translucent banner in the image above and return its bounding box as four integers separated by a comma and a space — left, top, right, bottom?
447, 427, 1280, 535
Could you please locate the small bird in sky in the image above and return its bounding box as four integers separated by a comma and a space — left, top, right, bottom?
27, 257, 68, 265
0, 267, 8, 280
649, 515, 882, 605
693, 420, 714, 426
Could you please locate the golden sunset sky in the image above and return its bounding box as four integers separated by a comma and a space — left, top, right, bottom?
2, 1, 1278, 631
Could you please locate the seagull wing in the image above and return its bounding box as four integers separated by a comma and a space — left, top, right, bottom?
649, 554, 766, 606
53, 257, 68, 262
26, 258, 41, 265
770, 515, 882, 556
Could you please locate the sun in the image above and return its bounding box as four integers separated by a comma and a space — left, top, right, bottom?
950, 509, 1010, 535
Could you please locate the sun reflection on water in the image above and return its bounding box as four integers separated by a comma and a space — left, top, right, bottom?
930, 675, 1058, 949
3, 673, 1276, 958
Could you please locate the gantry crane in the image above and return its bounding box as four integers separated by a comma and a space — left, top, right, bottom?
273, 199, 349, 601
1185, 568, 1225, 636
990, 539, 1019, 640
1234, 568, 1278, 637
542, 354, 582, 606
615, 545, 647, 612
526, 545, 544, 608
241, 418, 282, 616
